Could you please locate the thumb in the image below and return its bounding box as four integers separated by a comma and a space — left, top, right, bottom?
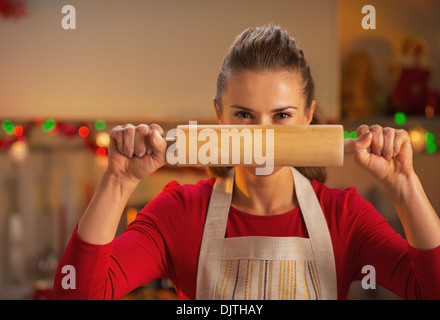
151, 130, 168, 154
353, 130, 373, 166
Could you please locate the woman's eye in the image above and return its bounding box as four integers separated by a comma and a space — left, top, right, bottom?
274, 112, 291, 120
235, 111, 253, 119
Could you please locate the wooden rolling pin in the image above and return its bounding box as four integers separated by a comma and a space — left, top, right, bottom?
165, 124, 354, 167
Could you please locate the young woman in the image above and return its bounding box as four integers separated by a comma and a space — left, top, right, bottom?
53, 25, 440, 300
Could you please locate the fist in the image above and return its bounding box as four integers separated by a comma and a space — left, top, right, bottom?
107, 124, 168, 181
352, 125, 414, 184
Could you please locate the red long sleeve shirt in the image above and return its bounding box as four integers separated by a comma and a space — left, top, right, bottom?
53, 178, 440, 300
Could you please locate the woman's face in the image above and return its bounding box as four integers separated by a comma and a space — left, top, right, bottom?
215, 70, 316, 126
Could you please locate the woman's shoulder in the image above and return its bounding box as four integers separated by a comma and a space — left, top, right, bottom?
141, 176, 215, 215
310, 179, 385, 231
311, 180, 361, 200
161, 177, 215, 200
310, 179, 379, 223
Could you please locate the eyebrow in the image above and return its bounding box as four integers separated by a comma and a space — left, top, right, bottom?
230, 105, 298, 113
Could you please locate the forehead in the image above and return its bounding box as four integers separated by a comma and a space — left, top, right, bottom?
222, 70, 305, 109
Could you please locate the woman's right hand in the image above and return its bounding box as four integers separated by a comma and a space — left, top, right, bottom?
107, 124, 168, 182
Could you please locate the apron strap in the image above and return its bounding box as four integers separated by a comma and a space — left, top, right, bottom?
291, 167, 338, 299
196, 168, 235, 299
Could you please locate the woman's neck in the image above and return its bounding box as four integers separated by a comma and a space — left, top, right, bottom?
231, 166, 298, 216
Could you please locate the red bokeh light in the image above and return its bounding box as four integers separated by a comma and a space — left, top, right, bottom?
78, 126, 89, 138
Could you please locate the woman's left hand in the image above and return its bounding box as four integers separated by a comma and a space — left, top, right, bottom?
352, 125, 414, 185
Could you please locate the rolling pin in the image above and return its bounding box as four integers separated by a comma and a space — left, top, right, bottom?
165, 124, 354, 167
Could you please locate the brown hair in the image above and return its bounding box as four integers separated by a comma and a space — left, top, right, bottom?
209, 24, 326, 183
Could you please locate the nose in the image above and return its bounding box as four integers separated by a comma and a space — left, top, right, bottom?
254, 114, 273, 126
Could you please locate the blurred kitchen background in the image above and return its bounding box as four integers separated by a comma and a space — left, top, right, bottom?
0, 0, 439, 300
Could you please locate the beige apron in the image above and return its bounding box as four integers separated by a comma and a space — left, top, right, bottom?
196, 167, 337, 300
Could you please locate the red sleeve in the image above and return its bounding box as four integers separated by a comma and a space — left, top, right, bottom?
335, 185, 440, 300
53, 180, 189, 300
407, 244, 440, 299
53, 227, 115, 299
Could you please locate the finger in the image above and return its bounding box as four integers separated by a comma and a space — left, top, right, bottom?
382, 127, 395, 160
122, 124, 136, 158
354, 125, 372, 151
352, 129, 373, 167
353, 131, 372, 151
149, 123, 164, 136
133, 124, 150, 158
110, 125, 125, 155
147, 124, 165, 156
356, 124, 371, 153
356, 124, 370, 137
369, 125, 384, 156
394, 129, 410, 157
149, 129, 167, 155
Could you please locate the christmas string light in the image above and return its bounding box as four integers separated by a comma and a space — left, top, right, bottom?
0, 119, 109, 159
0, 118, 208, 175
94, 119, 106, 131
0, 0, 28, 20
78, 126, 90, 138
394, 112, 407, 126
2, 120, 15, 135
426, 131, 437, 154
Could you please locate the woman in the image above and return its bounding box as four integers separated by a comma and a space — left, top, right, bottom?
53, 25, 440, 300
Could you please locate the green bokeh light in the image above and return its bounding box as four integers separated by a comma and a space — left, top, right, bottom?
425, 132, 435, 144
42, 119, 56, 133
344, 131, 357, 139
2, 120, 15, 135
394, 112, 407, 125
426, 143, 437, 154
94, 119, 106, 131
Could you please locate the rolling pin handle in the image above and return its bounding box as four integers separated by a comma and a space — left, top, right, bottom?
165, 136, 177, 142
344, 138, 355, 154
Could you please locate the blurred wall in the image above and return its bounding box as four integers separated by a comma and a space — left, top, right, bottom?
0, 0, 340, 122
339, 0, 440, 116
